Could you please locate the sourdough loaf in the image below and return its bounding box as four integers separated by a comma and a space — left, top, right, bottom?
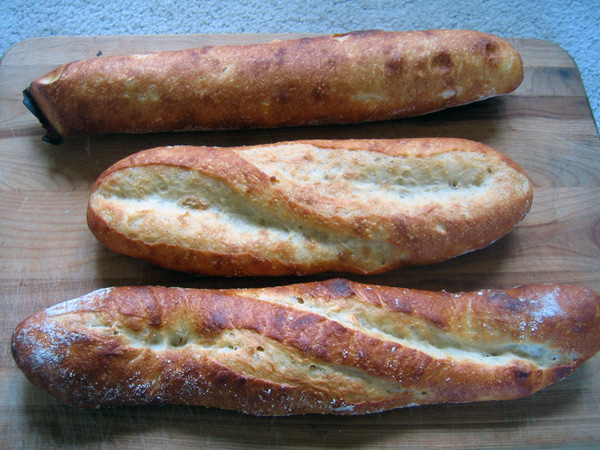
87, 138, 533, 276
24, 29, 523, 143
11, 279, 600, 415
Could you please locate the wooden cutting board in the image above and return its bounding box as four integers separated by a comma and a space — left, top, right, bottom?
1, 34, 599, 449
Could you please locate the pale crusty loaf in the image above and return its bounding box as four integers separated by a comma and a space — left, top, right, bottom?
87, 138, 533, 276
24, 29, 523, 143
11, 279, 600, 415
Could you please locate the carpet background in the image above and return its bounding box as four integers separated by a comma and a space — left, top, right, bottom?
2, 0, 598, 127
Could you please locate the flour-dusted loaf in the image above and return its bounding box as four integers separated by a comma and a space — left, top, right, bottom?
23, 29, 523, 143
11, 280, 600, 415
87, 138, 533, 276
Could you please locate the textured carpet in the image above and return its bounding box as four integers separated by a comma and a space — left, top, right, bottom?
2, 0, 598, 126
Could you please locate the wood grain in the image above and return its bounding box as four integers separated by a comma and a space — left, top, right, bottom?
1, 34, 599, 449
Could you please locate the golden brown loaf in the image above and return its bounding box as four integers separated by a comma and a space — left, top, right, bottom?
11, 280, 600, 415
87, 138, 533, 276
24, 29, 523, 143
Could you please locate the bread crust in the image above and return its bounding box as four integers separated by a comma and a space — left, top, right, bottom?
25, 29, 523, 143
87, 138, 533, 276
11, 280, 600, 415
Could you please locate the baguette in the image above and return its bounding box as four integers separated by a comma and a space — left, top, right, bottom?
11, 279, 600, 415
23, 29, 523, 144
87, 138, 533, 276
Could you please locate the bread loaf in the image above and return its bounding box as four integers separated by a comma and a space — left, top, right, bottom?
11, 279, 600, 415
23, 29, 523, 144
87, 138, 532, 276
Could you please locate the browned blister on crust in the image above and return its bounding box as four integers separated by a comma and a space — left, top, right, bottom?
11, 280, 600, 415
86, 138, 532, 276
25, 29, 523, 143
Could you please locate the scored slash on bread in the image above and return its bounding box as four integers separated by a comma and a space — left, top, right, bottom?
87, 138, 533, 276
11, 280, 600, 415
